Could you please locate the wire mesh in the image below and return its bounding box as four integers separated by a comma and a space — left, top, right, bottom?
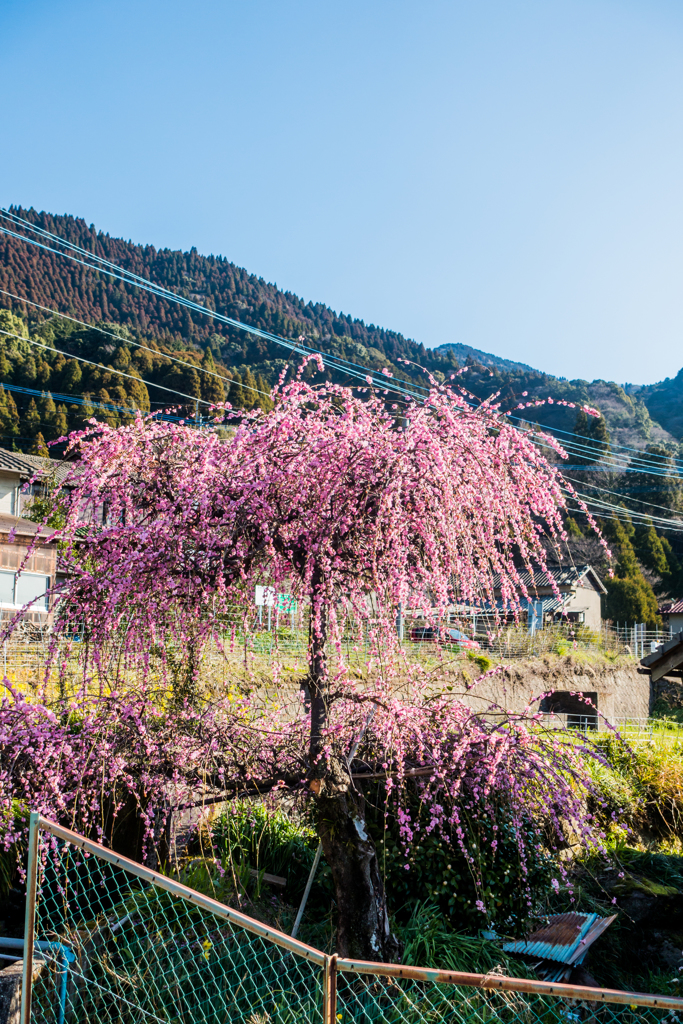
29, 821, 326, 1024
23, 816, 683, 1024
334, 968, 683, 1024
4, 615, 671, 702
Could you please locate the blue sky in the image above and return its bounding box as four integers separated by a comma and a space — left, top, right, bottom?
1, 0, 683, 384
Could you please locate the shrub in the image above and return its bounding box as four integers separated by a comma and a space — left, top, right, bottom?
365, 786, 554, 934
467, 651, 492, 674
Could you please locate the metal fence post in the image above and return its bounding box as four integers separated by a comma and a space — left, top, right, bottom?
20, 811, 40, 1024
323, 953, 337, 1024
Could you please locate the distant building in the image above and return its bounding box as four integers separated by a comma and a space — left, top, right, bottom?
0, 512, 58, 624
0, 448, 58, 517
0, 448, 68, 625
493, 564, 606, 632
661, 600, 683, 634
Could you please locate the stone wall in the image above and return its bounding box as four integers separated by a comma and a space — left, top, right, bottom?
448, 654, 650, 724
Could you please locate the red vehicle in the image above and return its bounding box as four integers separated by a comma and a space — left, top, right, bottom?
409, 626, 480, 649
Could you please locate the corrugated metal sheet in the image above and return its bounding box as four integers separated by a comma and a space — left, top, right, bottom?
662, 600, 683, 615
502, 913, 617, 966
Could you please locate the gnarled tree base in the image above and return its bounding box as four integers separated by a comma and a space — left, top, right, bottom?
316, 785, 400, 962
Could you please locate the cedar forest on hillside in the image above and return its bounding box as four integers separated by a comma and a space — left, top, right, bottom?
0, 205, 682, 622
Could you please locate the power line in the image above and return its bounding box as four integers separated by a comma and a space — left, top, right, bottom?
0, 378, 196, 425
0, 326, 215, 408
2, 210, 682, 482
513, 414, 683, 472
528, 431, 683, 481
6, 208, 683, 469
0, 210, 426, 399
0, 287, 274, 402
563, 474, 682, 517
564, 488, 683, 531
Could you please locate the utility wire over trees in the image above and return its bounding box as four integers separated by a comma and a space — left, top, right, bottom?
572, 406, 611, 466
0, 304, 273, 452
15, 362, 611, 961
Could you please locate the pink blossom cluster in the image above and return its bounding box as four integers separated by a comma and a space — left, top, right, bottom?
0, 682, 225, 864
35, 362, 586, 647
0, 365, 611, 910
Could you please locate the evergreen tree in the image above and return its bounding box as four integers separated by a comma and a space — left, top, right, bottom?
96, 389, 119, 428
133, 350, 154, 377
660, 536, 683, 599
113, 346, 131, 371
52, 404, 69, 439
0, 348, 12, 382
0, 387, 20, 440
125, 371, 151, 412
565, 516, 583, 538
603, 577, 660, 628
242, 367, 258, 410
39, 392, 57, 437
602, 516, 660, 626
256, 373, 273, 412
634, 522, 669, 579
29, 432, 49, 458
573, 409, 610, 466
200, 349, 226, 406
21, 357, 37, 388
163, 366, 201, 408
36, 358, 51, 388
0, 309, 28, 342
61, 359, 83, 392
74, 395, 96, 429
21, 398, 41, 436
229, 372, 247, 409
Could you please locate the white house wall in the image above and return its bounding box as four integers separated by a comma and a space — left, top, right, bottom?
0, 473, 18, 515
562, 586, 603, 632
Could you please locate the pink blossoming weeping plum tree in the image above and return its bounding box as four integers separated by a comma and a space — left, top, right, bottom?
16, 361, 608, 960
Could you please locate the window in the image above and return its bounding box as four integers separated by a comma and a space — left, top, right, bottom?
14, 573, 49, 610
0, 570, 51, 611
0, 571, 14, 605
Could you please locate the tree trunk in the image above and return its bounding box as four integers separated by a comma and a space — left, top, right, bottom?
307, 566, 400, 962
316, 778, 400, 962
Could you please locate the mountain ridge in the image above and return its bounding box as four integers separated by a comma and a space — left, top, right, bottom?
0, 205, 680, 450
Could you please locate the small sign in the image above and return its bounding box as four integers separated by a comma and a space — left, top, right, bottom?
277, 593, 298, 614
255, 586, 298, 614
255, 585, 275, 607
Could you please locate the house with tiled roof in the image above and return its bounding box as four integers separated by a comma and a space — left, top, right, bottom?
493, 564, 607, 632
0, 447, 68, 624
0, 447, 70, 516
661, 600, 683, 634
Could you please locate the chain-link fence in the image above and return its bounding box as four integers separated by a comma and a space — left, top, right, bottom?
19, 813, 683, 1024
21, 813, 331, 1023
333, 960, 683, 1024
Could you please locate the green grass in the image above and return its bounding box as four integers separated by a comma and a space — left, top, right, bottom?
398, 901, 528, 976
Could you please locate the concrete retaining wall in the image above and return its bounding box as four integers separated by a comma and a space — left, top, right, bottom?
448, 654, 649, 723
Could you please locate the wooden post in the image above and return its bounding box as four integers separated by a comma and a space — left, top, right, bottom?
20, 811, 39, 1024
323, 954, 338, 1024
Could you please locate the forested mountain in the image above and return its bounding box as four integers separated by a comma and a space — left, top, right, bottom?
0, 207, 463, 387
0, 204, 682, 613
1, 206, 680, 446
436, 342, 536, 374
